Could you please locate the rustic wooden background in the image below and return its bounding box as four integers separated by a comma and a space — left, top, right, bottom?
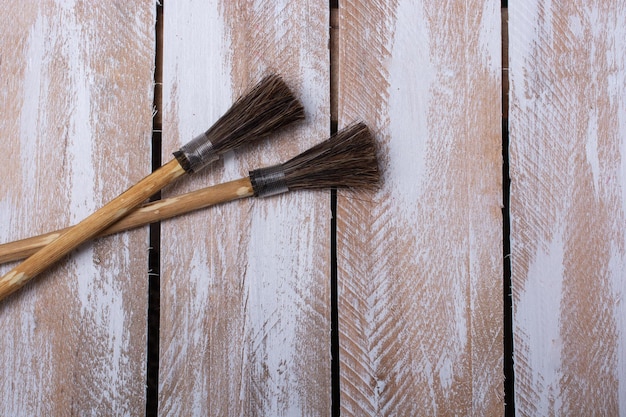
0, 2, 154, 415
509, 1, 626, 415
1, 1, 624, 416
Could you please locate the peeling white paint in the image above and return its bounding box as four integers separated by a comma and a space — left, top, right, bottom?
387, 0, 432, 213
19, 12, 46, 216
510, 0, 554, 67
478, 0, 503, 77
515, 228, 565, 414
245, 198, 314, 417
164, 0, 229, 173
606, 11, 626, 416
0, 7, 52, 416
160, 1, 333, 413
0, 198, 15, 250
58, 3, 133, 411
1, 1, 153, 415
585, 109, 600, 195
511, 3, 626, 414
609, 242, 626, 416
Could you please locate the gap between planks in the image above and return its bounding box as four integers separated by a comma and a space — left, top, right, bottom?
330, 3, 341, 416
501, 3, 515, 417
146, 1, 164, 416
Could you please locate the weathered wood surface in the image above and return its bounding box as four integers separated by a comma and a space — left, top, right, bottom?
509, 1, 626, 415
157, 1, 331, 415
336, 0, 503, 415
0, 1, 155, 416
0, 1, 515, 415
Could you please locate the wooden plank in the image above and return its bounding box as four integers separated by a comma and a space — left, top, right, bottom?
158, 1, 330, 415
336, 1, 503, 414
0, 1, 155, 415
509, 1, 626, 415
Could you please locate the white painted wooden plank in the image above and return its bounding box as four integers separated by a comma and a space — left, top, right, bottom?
0, 1, 155, 415
337, 1, 503, 414
510, 1, 626, 415
158, 1, 331, 415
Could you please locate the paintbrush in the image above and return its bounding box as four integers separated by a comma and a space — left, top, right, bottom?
0, 123, 379, 267
0, 74, 304, 301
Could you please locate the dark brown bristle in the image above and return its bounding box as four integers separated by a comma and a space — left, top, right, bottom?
203, 74, 305, 155
281, 123, 380, 191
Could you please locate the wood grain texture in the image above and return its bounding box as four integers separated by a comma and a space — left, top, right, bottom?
336, 1, 503, 414
158, 1, 330, 415
0, 1, 155, 415
509, 1, 626, 415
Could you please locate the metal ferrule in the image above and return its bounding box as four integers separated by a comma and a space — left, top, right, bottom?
249, 164, 289, 197
173, 132, 219, 173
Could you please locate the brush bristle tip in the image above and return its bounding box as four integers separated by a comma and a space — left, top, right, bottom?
280, 123, 381, 191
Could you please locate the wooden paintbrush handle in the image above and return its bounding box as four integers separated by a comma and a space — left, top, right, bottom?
0, 158, 186, 302
0, 177, 254, 264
